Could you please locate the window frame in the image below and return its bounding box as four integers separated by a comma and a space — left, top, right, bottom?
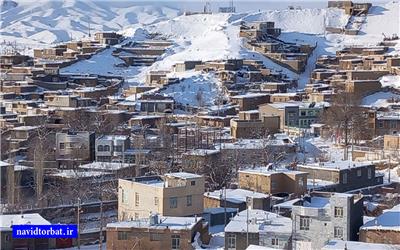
334, 207, 343, 218
171, 234, 180, 250
117, 231, 128, 240
186, 195, 192, 207
299, 216, 310, 230
169, 197, 178, 209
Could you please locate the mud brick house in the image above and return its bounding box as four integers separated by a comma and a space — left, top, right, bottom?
369, 112, 400, 136
383, 134, 400, 150
230, 115, 280, 139
231, 93, 270, 111
238, 168, 308, 196
94, 32, 122, 45
359, 204, 400, 245
106, 215, 210, 250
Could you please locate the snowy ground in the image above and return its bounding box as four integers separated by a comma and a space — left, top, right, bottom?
380, 75, 400, 90
362, 91, 400, 108
160, 72, 224, 107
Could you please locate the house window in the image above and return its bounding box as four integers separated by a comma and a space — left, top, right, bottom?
150, 233, 162, 241
227, 234, 236, 248
271, 237, 279, 246
59, 143, 65, 149
390, 121, 397, 129
117, 231, 128, 240
171, 235, 180, 250
104, 145, 110, 151
135, 192, 139, 206
357, 169, 362, 177
97, 145, 103, 151
191, 181, 196, 186
170, 197, 178, 208
342, 172, 347, 184
378, 121, 384, 128
271, 180, 277, 190
334, 226, 343, 238
298, 177, 304, 187
187, 195, 192, 206
134, 213, 139, 219
115, 145, 123, 152
121, 189, 127, 204
368, 168, 372, 179
154, 197, 159, 206
299, 216, 310, 230
334, 207, 343, 218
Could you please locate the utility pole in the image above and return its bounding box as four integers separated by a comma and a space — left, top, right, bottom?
224, 187, 227, 226
246, 196, 251, 247
99, 194, 103, 250
77, 198, 81, 249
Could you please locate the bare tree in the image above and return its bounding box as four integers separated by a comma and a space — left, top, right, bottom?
321, 92, 370, 160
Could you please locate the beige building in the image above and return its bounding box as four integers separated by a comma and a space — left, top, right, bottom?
383, 134, 400, 150
118, 172, 205, 220
238, 168, 308, 196
106, 215, 210, 250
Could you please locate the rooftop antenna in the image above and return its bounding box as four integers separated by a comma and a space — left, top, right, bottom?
88, 20, 91, 38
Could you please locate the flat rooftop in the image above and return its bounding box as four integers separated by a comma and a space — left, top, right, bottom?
205, 188, 269, 204
107, 216, 201, 230
298, 161, 375, 171
225, 209, 292, 234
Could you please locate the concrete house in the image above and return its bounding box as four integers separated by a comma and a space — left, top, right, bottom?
291, 192, 364, 250
204, 188, 271, 212
224, 209, 292, 250
118, 172, 204, 220
55, 131, 95, 168
297, 161, 383, 192
95, 135, 130, 163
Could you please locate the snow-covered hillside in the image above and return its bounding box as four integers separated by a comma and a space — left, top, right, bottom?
3, 0, 400, 105
0, 0, 181, 47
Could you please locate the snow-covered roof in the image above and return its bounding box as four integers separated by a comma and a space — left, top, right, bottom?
239, 167, 307, 177
246, 245, 278, 250
361, 204, 400, 231
79, 162, 133, 171
298, 161, 375, 171
0, 213, 51, 232
107, 216, 201, 230
96, 135, 129, 141
322, 240, 400, 250
205, 188, 269, 204
185, 149, 220, 156
51, 170, 112, 179
165, 172, 202, 179
225, 209, 292, 234
0, 161, 11, 167
231, 93, 269, 99
303, 197, 329, 208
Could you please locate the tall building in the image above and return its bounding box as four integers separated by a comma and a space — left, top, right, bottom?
118, 172, 204, 220
291, 192, 363, 250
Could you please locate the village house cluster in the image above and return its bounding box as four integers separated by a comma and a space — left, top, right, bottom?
1, 1, 400, 250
